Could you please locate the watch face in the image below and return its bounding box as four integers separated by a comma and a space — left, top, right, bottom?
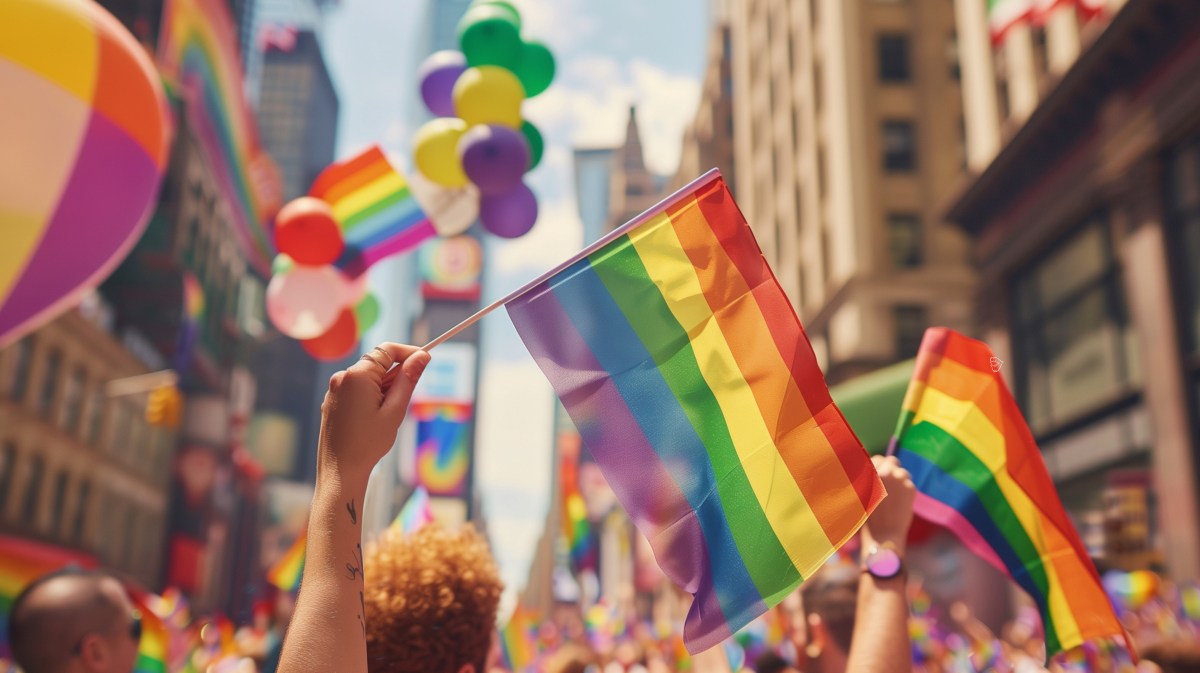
867, 547, 903, 579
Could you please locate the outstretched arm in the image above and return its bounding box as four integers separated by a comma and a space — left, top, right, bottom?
846, 455, 916, 673
277, 344, 430, 673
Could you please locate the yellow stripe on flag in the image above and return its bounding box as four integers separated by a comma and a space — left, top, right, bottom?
330, 171, 408, 224
629, 214, 835, 574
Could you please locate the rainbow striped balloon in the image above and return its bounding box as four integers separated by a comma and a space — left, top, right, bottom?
267, 529, 306, 592
891, 327, 1126, 657
309, 146, 435, 277
506, 172, 884, 652
0, 0, 172, 348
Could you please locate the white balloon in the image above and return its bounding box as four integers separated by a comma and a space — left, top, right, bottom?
409, 169, 480, 237
266, 265, 352, 339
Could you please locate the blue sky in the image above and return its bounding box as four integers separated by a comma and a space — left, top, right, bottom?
324, 0, 710, 613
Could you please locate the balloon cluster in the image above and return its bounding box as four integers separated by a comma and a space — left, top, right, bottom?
413, 0, 553, 239
265, 197, 380, 361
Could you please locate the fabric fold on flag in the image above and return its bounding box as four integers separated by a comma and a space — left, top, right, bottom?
505, 172, 883, 653
890, 327, 1127, 659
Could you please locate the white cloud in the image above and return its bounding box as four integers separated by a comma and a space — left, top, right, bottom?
508, 0, 600, 53
629, 59, 702, 176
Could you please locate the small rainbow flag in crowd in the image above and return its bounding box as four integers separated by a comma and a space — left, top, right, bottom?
182, 273, 205, 322
559, 441, 592, 569
393, 486, 434, 535
131, 592, 169, 673
267, 529, 306, 592
506, 171, 884, 652
309, 145, 435, 277
890, 327, 1126, 658
499, 607, 539, 673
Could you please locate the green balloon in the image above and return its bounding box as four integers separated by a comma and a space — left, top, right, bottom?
521, 120, 544, 171
514, 40, 555, 96
354, 293, 380, 333
272, 254, 294, 275
470, 0, 521, 29
458, 5, 522, 70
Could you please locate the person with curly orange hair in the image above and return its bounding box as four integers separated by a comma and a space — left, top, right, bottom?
363, 524, 503, 673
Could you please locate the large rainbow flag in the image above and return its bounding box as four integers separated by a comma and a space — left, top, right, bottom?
309, 145, 435, 277
158, 0, 281, 273
506, 171, 884, 652
890, 327, 1125, 657
267, 529, 306, 592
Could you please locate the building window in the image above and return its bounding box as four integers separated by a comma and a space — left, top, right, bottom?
895, 305, 929, 357
6, 338, 34, 402
51, 470, 68, 535
883, 121, 917, 171
0, 441, 15, 516
888, 213, 923, 268
21, 455, 44, 524
86, 387, 106, 445
1012, 218, 1139, 433
37, 348, 61, 418
877, 34, 911, 83
63, 366, 86, 434
72, 479, 90, 542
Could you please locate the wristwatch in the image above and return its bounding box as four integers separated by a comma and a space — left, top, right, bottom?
862, 542, 905, 580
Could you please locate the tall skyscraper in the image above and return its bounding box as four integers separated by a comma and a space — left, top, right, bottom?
730, 0, 975, 384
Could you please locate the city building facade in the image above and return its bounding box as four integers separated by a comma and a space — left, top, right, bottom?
730, 0, 975, 383
670, 20, 736, 196
949, 0, 1200, 579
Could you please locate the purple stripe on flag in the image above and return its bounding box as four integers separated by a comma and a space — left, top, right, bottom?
507, 281, 734, 650
337, 219, 436, 277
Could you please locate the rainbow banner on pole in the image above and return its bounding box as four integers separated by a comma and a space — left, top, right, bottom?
505, 171, 884, 652
158, 0, 281, 273
267, 529, 306, 592
309, 145, 435, 277
890, 327, 1125, 658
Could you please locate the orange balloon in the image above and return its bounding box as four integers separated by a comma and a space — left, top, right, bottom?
300, 308, 358, 361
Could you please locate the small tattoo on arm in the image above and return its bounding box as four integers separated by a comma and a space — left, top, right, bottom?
346, 500, 357, 525
346, 542, 364, 581
358, 590, 367, 638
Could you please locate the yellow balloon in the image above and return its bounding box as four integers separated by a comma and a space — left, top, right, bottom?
453, 65, 524, 128
413, 117, 469, 187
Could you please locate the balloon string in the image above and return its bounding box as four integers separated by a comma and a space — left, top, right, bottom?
420, 168, 723, 351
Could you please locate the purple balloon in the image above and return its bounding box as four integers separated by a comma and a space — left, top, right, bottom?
458, 124, 530, 195
480, 182, 537, 238
418, 50, 467, 117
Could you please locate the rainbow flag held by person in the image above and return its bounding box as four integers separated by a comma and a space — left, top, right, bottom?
890, 327, 1126, 658
412, 402, 472, 497
267, 530, 306, 592
393, 486, 434, 535
309, 145, 435, 277
506, 171, 884, 653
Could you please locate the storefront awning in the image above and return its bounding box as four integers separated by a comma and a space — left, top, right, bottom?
829, 359, 914, 455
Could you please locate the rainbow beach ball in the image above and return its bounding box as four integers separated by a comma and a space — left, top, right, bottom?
0, 0, 172, 347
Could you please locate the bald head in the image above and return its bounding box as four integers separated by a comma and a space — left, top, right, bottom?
10, 570, 133, 673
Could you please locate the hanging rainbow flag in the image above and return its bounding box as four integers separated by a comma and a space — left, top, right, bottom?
890, 327, 1126, 658
158, 0, 281, 273
505, 171, 884, 653
499, 607, 539, 673
412, 402, 472, 496
309, 146, 435, 277
393, 486, 435, 534
559, 441, 592, 569
0, 536, 97, 659
267, 529, 306, 592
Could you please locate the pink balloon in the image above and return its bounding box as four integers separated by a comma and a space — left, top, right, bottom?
266, 265, 352, 339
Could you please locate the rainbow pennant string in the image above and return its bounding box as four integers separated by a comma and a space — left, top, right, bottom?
890, 327, 1126, 657
506, 172, 884, 653
309, 145, 435, 277
267, 529, 306, 592
158, 0, 279, 273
